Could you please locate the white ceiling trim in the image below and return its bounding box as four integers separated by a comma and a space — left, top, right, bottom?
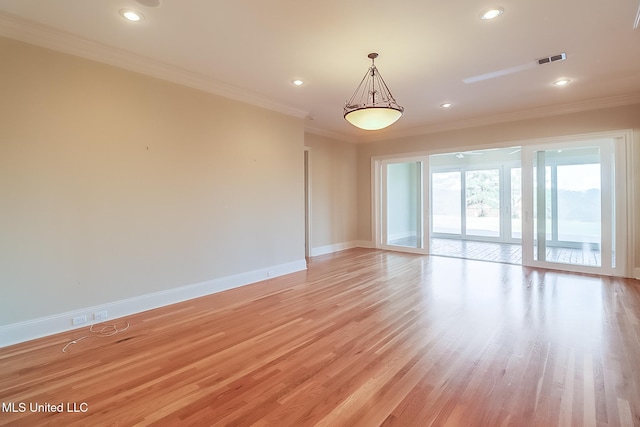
304, 125, 358, 143
359, 92, 640, 143
0, 12, 309, 119
2, 11, 639, 145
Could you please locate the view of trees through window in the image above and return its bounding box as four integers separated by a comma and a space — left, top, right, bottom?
465, 169, 500, 237
432, 169, 506, 238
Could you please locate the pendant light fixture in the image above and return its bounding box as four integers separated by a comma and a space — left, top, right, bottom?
344, 53, 404, 131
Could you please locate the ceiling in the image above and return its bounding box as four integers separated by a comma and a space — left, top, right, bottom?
1, 0, 639, 142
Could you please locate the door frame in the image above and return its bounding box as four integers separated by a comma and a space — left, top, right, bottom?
520, 133, 631, 276
372, 155, 430, 255
304, 147, 312, 260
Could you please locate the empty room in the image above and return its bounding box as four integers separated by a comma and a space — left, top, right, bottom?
1, 1, 640, 426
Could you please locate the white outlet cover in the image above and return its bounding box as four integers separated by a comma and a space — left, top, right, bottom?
72, 315, 87, 325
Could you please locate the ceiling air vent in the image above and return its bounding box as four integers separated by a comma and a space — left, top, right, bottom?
537, 52, 566, 65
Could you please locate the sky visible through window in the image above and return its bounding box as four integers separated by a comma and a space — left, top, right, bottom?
558, 163, 601, 192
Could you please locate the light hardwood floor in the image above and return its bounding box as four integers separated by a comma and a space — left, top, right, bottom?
389, 237, 602, 267
1, 249, 639, 426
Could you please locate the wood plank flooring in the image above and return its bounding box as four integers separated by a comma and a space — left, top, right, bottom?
390, 237, 603, 267
430, 238, 523, 265
1, 249, 639, 426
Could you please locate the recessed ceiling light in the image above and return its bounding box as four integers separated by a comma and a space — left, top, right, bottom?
291, 79, 304, 86
480, 7, 504, 20
119, 9, 144, 22
553, 79, 571, 86
441, 103, 453, 108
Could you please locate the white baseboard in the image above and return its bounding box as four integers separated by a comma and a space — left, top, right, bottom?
387, 231, 416, 241
635, 268, 640, 280
311, 241, 358, 257
356, 240, 374, 249
0, 259, 307, 348
310, 240, 375, 256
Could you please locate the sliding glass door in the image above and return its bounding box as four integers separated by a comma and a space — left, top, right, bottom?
377, 158, 429, 254
429, 148, 522, 244
521, 138, 626, 275
373, 133, 629, 276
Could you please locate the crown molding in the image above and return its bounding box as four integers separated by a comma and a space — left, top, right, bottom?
0, 12, 309, 119
360, 92, 640, 143
3, 12, 639, 142
304, 125, 358, 143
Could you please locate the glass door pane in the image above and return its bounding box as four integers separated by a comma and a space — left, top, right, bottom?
431, 171, 461, 234
530, 145, 604, 268
510, 168, 522, 240
557, 163, 601, 244
385, 162, 423, 249
465, 169, 500, 238
532, 165, 552, 260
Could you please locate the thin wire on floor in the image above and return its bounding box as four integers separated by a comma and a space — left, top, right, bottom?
62, 321, 130, 353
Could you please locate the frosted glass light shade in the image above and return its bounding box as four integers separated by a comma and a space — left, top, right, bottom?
344, 107, 403, 131
343, 53, 404, 131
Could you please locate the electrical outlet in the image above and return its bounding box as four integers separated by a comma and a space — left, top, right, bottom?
94, 311, 108, 322
72, 315, 87, 326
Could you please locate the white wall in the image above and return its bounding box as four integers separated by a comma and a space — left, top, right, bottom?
304, 133, 358, 255
0, 37, 306, 331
